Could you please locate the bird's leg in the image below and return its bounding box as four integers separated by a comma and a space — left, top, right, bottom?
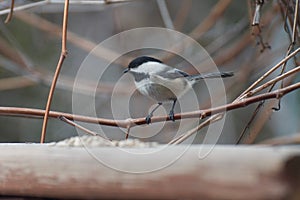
145, 102, 162, 124
169, 99, 177, 121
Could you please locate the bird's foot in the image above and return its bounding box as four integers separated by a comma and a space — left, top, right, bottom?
145, 114, 152, 124
169, 111, 175, 122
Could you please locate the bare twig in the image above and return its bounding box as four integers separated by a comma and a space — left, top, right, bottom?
252, 0, 264, 26
291, 0, 299, 44
279, 0, 294, 42
171, 71, 300, 144
0, 81, 299, 131
238, 71, 298, 144
243, 65, 300, 98
237, 64, 298, 143
241, 100, 276, 144
0, 0, 137, 16
236, 100, 263, 144
41, 0, 69, 143
275, 0, 299, 110
0, 0, 48, 16
279, 0, 300, 44
156, 0, 174, 29
212, 4, 280, 66
237, 1, 300, 143
4, 0, 15, 23
170, 115, 222, 145
251, 0, 272, 52
237, 47, 300, 99
171, 61, 300, 144
125, 125, 131, 140
59, 116, 110, 141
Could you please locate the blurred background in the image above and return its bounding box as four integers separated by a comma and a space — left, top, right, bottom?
0, 0, 299, 143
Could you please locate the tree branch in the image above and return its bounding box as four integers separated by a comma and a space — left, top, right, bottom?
4, 0, 15, 24
237, 47, 300, 99
0, 81, 299, 132
41, 0, 69, 143
242, 65, 300, 98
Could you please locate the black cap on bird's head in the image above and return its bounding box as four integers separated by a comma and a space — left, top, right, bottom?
123, 56, 162, 73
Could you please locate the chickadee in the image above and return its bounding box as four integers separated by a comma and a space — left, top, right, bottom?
124, 56, 233, 124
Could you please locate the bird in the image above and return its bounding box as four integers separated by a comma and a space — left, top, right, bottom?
123, 56, 233, 124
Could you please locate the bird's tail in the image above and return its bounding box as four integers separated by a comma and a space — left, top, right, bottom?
189, 72, 234, 81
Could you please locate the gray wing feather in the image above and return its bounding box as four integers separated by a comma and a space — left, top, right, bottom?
155, 68, 190, 79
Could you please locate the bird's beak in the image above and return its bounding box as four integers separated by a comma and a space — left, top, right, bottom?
123, 68, 129, 73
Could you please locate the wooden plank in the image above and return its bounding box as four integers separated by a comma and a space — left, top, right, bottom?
0, 144, 299, 199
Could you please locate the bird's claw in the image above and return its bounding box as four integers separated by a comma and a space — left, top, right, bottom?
169, 111, 175, 121
145, 114, 152, 124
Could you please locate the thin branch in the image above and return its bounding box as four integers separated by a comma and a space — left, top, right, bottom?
0, 81, 299, 131
275, 0, 299, 109
59, 116, 110, 141
4, 0, 15, 23
251, 0, 272, 52
252, 0, 264, 26
238, 70, 298, 144
237, 47, 300, 99
236, 100, 263, 144
140, 81, 300, 123
0, 0, 138, 16
279, 0, 294, 43
125, 125, 131, 140
209, 6, 275, 66
171, 76, 300, 144
292, 0, 299, 44
0, 0, 48, 16
59, 116, 97, 136
243, 65, 300, 98
156, 0, 174, 29
41, 0, 69, 144
171, 59, 300, 144
243, 101, 276, 144
169, 115, 222, 145
237, 1, 300, 143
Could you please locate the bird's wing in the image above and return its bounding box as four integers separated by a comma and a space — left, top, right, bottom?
154, 67, 190, 79
149, 67, 189, 97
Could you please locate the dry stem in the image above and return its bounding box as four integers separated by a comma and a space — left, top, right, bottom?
59, 116, 110, 141
1, 81, 299, 131
41, 0, 69, 143
4, 0, 15, 23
